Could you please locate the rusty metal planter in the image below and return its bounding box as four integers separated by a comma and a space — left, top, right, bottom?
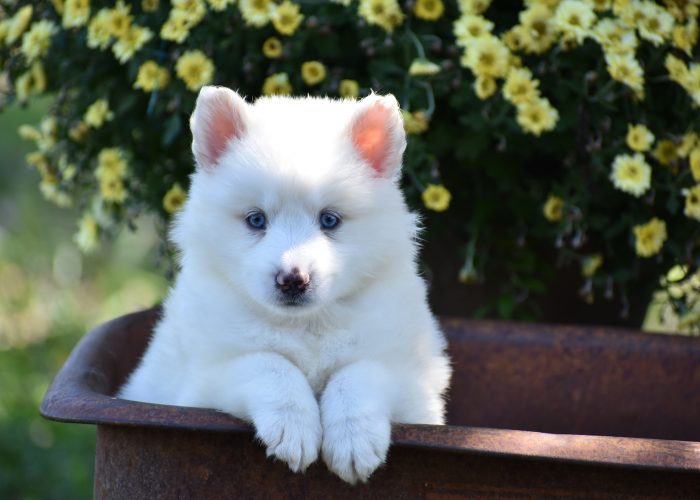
41, 308, 700, 498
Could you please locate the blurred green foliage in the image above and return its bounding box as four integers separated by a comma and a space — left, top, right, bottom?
0, 99, 168, 498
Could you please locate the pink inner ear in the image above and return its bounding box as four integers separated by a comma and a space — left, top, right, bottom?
205, 105, 238, 165
351, 104, 393, 176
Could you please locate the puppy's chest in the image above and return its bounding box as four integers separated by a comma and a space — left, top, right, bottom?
264, 329, 359, 395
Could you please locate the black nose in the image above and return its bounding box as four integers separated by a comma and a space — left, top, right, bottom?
275, 269, 310, 295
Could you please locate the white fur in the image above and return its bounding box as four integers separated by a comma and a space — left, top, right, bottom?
119, 87, 452, 484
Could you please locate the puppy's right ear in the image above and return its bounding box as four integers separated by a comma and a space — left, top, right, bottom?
349, 93, 406, 180
190, 86, 249, 170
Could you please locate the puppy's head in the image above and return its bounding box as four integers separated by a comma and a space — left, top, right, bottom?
174, 86, 417, 317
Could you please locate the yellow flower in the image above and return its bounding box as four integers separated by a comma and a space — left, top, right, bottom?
633, 218, 667, 258
40, 175, 72, 207
553, 0, 595, 44
637, 1, 674, 46
37, 169, 58, 192
43, 183, 68, 208
581, 254, 603, 278
31, 121, 50, 145
664, 265, 688, 285
26, 151, 49, 171
19, 116, 56, 152
665, 53, 688, 85
207, 0, 235, 11
458, 0, 490, 14
653, 139, 678, 166
262, 37, 283, 58
610, 153, 651, 197
502, 67, 540, 105
84, 99, 113, 128
672, 20, 698, 55
678, 309, 700, 329
588, 0, 611, 12
515, 97, 559, 136
262, 72, 293, 96
29, 154, 48, 175
683, 185, 700, 221
605, 53, 644, 98
339, 79, 360, 98
6, 5, 34, 45
402, 110, 429, 134
461, 35, 511, 78
100, 176, 127, 203
502, 26, 527, 52
453, 14, 494, 47
142, 0, 161, 12
106, 1, 133, 39
21, 21, 57, 62
163, 183, 187, 214
271, 0, 304, 36
543, 194, 564, 222
684, 64, 700, 106
414, 0, 444, 21
518, 4, 557, 54
239, 0, 273, 27
664, 2, 687, 22
63, 0, 90, 29
15, 62, 46, 103
458, 261, 480, 284
422, 184, 451, 212
40, 115, 57, 144
176, 50, 215, 92
615, 0, 642, 22
409, 58, 441, 77
33, 60, 47, 92
73, 213, 100, 253
509, 53, 523, 68
113, 25, 153, 63
58, 154, 77, 182
18, 124, 42, 143
626, 124, 654, 153
87, 9, 113, 50
678, 132, 698, 158
474, 75, 497, 99
173, 0, 207, 25
96, 147, 128, 181
68, 121, 89, 142
301, 61, 326, 86
358, 0, 404, 33
51, 0, 66, 14
689, 148, 700, 181
593, 18, 637, 54
160, 10, 192, 43
134, 61, 171, 92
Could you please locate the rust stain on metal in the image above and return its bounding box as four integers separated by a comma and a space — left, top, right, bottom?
41, 308, 700, 498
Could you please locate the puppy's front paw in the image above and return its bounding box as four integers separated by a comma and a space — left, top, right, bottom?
321, 412, 391, 484
252, 402, 322, 473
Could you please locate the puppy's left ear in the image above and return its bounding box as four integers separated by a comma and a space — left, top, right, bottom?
349, 94, 407, 179
190, 86, 249, 170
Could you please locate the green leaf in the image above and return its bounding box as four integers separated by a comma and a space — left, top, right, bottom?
497, 294, 516, 318
666, 191, 679, 215
162, 115, 182, 147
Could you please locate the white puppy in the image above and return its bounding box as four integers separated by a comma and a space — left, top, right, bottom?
119, 87, 452, 484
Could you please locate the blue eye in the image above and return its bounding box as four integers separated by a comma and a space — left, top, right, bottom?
246, 211, 267, 230
320, 210, 341, 230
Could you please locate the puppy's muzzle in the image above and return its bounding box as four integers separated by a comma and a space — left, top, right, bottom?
275, 268, 311, 298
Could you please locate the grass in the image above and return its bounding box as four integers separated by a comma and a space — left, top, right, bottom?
0, 100, 168, 499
